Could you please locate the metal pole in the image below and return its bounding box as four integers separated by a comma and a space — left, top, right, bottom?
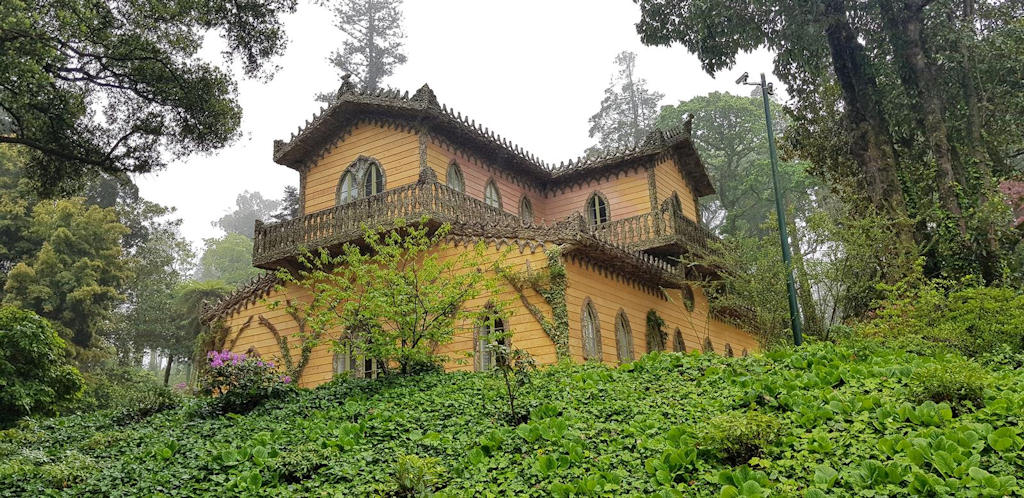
758, 73, 804, 346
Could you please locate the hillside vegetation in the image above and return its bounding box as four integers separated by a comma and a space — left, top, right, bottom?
2, 338, 1023, 496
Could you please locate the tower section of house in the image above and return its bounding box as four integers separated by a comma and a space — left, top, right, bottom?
201, 81, 758, 388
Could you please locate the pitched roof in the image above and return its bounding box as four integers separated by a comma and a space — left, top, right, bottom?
272, 80, 715, 196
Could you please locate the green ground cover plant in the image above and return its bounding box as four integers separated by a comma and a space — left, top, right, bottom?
2, 337, 1023, 496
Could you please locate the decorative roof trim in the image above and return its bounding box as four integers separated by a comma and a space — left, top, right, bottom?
272, 82, 714, 197
200, 272, 280, 325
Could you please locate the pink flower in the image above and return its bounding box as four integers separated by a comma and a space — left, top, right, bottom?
281, 375, 292, 384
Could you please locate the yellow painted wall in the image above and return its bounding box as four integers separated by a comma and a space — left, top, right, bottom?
563, 257, 757, 364
303, 123, 420, 214
653, 157, 698, 221
544, 168, 654, 223
217, 243, 757, 389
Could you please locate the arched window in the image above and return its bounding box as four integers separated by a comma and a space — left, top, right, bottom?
519, 196, 534, 224
581, 299, 602, 361
671, 192, 683, 215
363, 161, 384, 196
673, 328, 685, 353
703, 336, 714, 354
484, 180, 502, 209
333, 346, 378, 378
475, 316, 506, 371
585, 193, 609, 225
337, 170, 359, 204
681, 285, 695, 312
446, 161, 465, 193
614, 311, 634, 363
725, 344, 735, 358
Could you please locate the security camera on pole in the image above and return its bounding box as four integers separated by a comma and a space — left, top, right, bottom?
736, 72, 804, 346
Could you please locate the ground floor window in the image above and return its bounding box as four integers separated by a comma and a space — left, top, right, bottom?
333, 346, 379, 378
475, 317, 506, 371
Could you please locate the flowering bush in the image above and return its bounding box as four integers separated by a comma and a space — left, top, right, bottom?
198, 350, 294, 414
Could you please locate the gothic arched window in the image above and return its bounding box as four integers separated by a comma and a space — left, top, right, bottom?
614, 310, 634, 363
337, 170, 359, 204
484, 180, 502, 209
586, 193, 609, 225
581, 299, 602, 361
447, 161, 465, 193
673, 328, 685, 353
363, 161, 384, 196
519, 196, 534, 224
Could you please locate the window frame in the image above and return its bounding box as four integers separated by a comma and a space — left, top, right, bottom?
475, 316, 506, 371
581, 298, 602, 361
337, 170, 360, 204
518, 196, 534, 224
614, 310, 634, 363
585, 192, 610, 226
484, 179, 502, 210
446, 161, 465, 193
362, 161, 384, 197
672, 328, 685, 353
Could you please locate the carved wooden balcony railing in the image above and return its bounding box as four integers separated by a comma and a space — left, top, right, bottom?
252, 181, 718, 270
589, 208, 718, 258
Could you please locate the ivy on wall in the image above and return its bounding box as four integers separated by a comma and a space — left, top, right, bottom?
646, 310, 667, 352
502, 247, 570, 359
258, 300, 323, 384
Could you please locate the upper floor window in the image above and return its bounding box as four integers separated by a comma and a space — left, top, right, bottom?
338, 171, 359, 204
475, 316, 506, 371
447, 161, 465, 193
581, 299, 601, 361
586, 193, 609, 225
336, 156, 385, 204
671, 192, 683, 215
363, 162, 384, 196
614, 310, 634, 363
484, 180, 502, 209
519, 196, 534, 224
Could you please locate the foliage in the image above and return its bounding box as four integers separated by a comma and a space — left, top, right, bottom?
587, 51, 664, 156
198, 350, 293, 415
489, 341, 536, 424
70, 364, 173, 416
319, 0, 406, 98
197, 233, 262, 286
392, 454, 444, 496
635, 0, 1024, 284
277, 218, 508, 375
5, 338, 1024, 495
696, 411, 784, 466
0, 0, 297, 194
858, 279, 1024, 358
269, 185, 300, 223
0, 306, 83, 426
645, 310, 667, 352
910, 360, 988, 417
213, 190, 281, 239
2, 198, 129, 349
162, 280, 233, 383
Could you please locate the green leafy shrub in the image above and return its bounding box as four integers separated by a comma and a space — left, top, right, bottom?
909, 359, 988, 416
0, 307, 83, 426
393, 454, 444, 496
697, 411, 784, 465
859, 281, 1024, 357
198, 350, 294, 414
110, 383, 181, 425
71, 365, 176, 416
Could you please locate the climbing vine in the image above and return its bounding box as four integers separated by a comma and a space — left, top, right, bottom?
259, 299, 322, 384
646, 310, 667, 352
501, 247, 570, 359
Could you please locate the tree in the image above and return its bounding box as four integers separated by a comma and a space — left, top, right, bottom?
197, 233, 262, 286
2, 198, 129, 350
277, 219, 508, 376
634, 0, 1024, 284
0, 306, 84, 426
270, 185, 300, 222
587, 51, 664, 155
165, 280, 232, 386
0, 146, 37, 282
318, 0, 407, 100
0, 0, 298, 195
213, 190, 281, 239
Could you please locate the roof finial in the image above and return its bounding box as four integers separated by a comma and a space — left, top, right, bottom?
411, 83, 439, 107
337, 73, 356, 98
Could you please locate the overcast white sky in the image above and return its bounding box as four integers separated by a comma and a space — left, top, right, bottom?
134, 0, 777, 250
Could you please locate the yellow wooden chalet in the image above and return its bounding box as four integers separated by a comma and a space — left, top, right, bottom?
200, 79, 758, 387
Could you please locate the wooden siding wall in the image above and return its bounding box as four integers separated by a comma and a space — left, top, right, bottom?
426, 138, 548, 220
303, 123, 420, 214
563, 258, 757, 364
219, 242, 556, 387
653, 158, 699, 222
542, 167, 653, 223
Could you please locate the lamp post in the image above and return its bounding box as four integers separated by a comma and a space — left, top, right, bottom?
736, 72, 803, 346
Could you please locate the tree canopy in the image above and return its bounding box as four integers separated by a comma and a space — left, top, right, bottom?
213, 190, 282, 239
318, 0, 406, 99
635, 0, 1024, 283
0, 0, 298, 194
197, 233, 262, 286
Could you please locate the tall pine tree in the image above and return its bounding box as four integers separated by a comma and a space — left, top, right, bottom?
587, 52, 664, 156
318, 0, 407, 100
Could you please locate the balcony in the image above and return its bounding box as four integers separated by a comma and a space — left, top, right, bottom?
252, 181, 718, 271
